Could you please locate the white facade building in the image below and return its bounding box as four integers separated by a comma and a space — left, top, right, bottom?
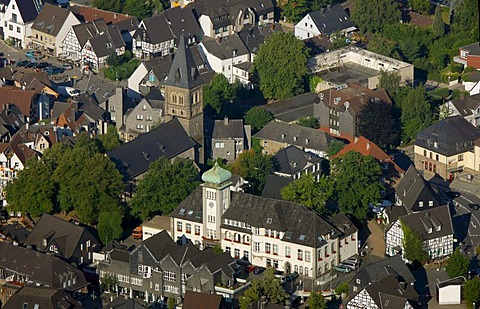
1, 0, 43, 48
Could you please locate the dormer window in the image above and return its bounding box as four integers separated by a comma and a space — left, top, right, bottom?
436, 225, 442, 231
419, 201, 424, 207
428, 227, 432, 234
429, 201, 433, 207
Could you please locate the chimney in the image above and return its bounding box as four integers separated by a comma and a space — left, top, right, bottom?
354, 137, 358, 143
366, 142, 370, 150
224, 116, 229, 125
216, 36, 222, 43
327, 4, 332, 10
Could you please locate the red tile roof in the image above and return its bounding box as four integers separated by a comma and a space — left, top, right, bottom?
73, 6, 134, 25
0, 87, 36, 117
408, 11, 433, 28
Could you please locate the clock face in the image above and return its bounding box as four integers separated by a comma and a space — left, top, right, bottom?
209, 202, 214, 208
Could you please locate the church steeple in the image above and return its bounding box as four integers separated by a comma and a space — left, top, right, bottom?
164, 34, 202, 89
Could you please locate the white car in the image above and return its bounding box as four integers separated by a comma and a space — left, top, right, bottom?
57, 86, 80, 98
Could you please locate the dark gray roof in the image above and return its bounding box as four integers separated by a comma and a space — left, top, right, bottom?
212, 118, 245, 139
238, 23, 280, 54
3, 286, 83, 309
164, 35, 203, 89
274, 146, 322, 175
171, 187, 203, 223
17, 0, 45, 23
437, 276, 466, 289
364, 274, 418, 308
88, 26, 125, 58
395, 165, 441, 212
307, 4, 355, 35
107, 118, 196, 179
461, 42, 480, 56
105, 297, 147, 309
25, 214, 100, 261
255, 121, 334, 152
73, 19, 108, 47
398, 204, 453, 241
75, 93, 109, 121
0, 242, 88, 291
0, 223, 31, 243
31, 3, 72, 36
201, 35, 249, 60
449, 93, 480, 117
84, 74, 116, 104
415, 115, 480, 156
135, 12, 175, 44
261, 174, 293, 200
164, 7, 203, 41
263, 92, 318, 123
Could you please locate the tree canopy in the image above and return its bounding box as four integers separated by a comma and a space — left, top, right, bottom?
308, 291, 327, 309
326, 139, 345, 158
97, 211, 123, 244
240, 268, 288, 309
295, 116, 319, 129
358, 99, 400, 149
331, 151, 383, 221
351, 0, 401, 33
203, 73, 234, 116
230, 150, 273, 194
281, 174, 333, 214
254, 32, 310, 100
399, 86, 433, 143
401, 220, 428, 264
378, 71, 401, 100
432, 5, 445, 38
409, 0, 430, 14
130, 157, 199, 220
445, 248, 470, 278
281, 0, 309, 23
98, 125, 122, 152
245, 107, 273, 132
464, 278, 480, 309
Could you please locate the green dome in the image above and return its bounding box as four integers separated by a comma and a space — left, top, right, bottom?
202, 162, 232, 185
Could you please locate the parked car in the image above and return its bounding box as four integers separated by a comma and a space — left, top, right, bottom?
62, 63, 74, 70
341, 261, 358, 270
16, 60, 30, 67
333, 265, 352, 273
34, 62, 51, 70
26, 50, 43, 60
469, 203, 480, 210
46, 66, 64, 75
57, 86, 80, 98
25, 62, 36, 68
253, 266, 265, 274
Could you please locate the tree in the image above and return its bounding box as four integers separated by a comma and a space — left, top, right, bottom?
326, 139, 345, 157
91, 0, 123, 12
130, 157, 199, 220
331, 151, 383, 221
203, 73, 233, 116
245, 107, 273, 132
452, 0, 479, 34
230, 150, 273, 194
358, 99, 400, 149
309, 0, 334, 11
254, 32, 310, 100
168, 297, 176, 309
351, 0, 401, 33
98, 125, 122, 152
5, 158, 56, 217
240, 268, 288, 309
97, 211, 123, 244
212, 244, 223, 254
281, 174, 333, 213
401, 220, 428, 264
281, 0, 309, 23
432, 5, 445, 37
368, 34, 401, 60
295, 116, 319, 128
445, 248, 470, 278
399, 86, 433, 143
308, 291, 326, 309
464, 278, 480, 309
378, 71, 401, 99
123, 0, 153, 20
409, 0, 430, 14
101, 273, 118, 292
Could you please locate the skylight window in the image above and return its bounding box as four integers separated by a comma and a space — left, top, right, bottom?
266, 218, 272, 224
299, 235, 306, 241
179, 208, 186, 215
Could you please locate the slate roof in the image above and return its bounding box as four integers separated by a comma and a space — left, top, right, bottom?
88, 26, 125, 58
104, 296, 147, 309
254, 121, 334, 153
164, 6, 203, 41
437, 276, 466, 289
398, 204, 453, 241
262, 92, 318, 123
212, 118, 245, 139
183, 291, 227, 309
0, 242, 88, 291
201, 35, 249, 60
164, 34, 203, 89
449, 93, 480, 117
31, 3, 72, 36
107, 118, 196, 179
3, 286, 83, 309
0, 223, 31, 243
460, 42, 480, 56
415, 115, 480, 157
25, 214, 100, 260
364, 274, 418, 308
274, 146, 322, 175
17, 0, 45, 23
238, 23, 280, 54
395, 165, 441, 212
134, 12, 175, 44
261, 174, 293, 200
84, 74, 116, 104
72, 19, 108, 47
307, 4, 355, 35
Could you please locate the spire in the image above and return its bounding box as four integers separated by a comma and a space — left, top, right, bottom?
164, 34, 202, 89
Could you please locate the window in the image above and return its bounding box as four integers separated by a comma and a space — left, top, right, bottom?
155, 284, 160, 291
9, 24, 12, 31
305, 251, 311, 262
16, 27, 20, 33
244, 250, 249, 260
226, 246, 231, 253
12, 13, 17, 23
215, 28, 220, 34
419, 201, 424, 207
164, 271, 176, 282
208, 215, 215, 223
254, 242, 260, 252
436, 154, 439, 161
273, 244, 278, 255
297, 249, 303, 261
186, 223, 191, 233
265, 243, 271, 253
177, 221, 182, 232
429, 201, 433, 207
110, 106, 115, 112
234, 248, 240, 258
215, 142, 224, 148
285, 246, 291, 257
142, 105, 147, 110
458, 154, 464, 161
424, 150, 427, 156
195, 225, 200, 235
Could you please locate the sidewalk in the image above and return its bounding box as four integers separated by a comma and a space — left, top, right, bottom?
450, 179, 480, 199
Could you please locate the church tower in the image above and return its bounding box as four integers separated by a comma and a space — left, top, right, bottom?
164, 34, 205, 163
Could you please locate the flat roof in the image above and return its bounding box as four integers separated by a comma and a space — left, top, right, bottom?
316, 62, 380, 87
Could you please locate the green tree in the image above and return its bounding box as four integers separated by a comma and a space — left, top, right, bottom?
309, 0, 334, 11
254, 32, 310, 99
295, 116, 319, 128
331, 151, 383, 221
101, 273, 118, 292
212, 244, 223, 254
358, 99, 400, 149
97, 211, 123, 244
245, 107, 273, 132
368, 34, 401, 60
281, 0, 309, 23
409, 0, 430, 14
168, 297, 176, 309
130, 157, 199, 220
452, 0, 479, 34
203, 73, 233, 116
432, 5, 445, 37
240, 268, 288, 309
123, 0, 152, 20
401, 220, 428, 264
378, 71, 401, 99
91, 0, 123, 12
399, 86, 433, 143
98, 125, 122, 152
230, 150, 273, 194
5, 158, 55, 217
464, 278, 480, 309
327, 139, 345, 157
351, 0, 401, 33
281, 174, 333, 213
307, 291, 326, 309
445, 248, 470, 278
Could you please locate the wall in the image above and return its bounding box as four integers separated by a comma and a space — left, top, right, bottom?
438, 285, 461, 305
127, 63, 148, 98
294, 14, 320, 40
467, 55, 480, 70
56, 13, 81, 57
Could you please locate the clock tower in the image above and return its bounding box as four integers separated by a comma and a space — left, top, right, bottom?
201, 162, 232, 246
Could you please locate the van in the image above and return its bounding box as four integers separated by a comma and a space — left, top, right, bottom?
341, 261, 358, 270
57, 86, 80, 98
